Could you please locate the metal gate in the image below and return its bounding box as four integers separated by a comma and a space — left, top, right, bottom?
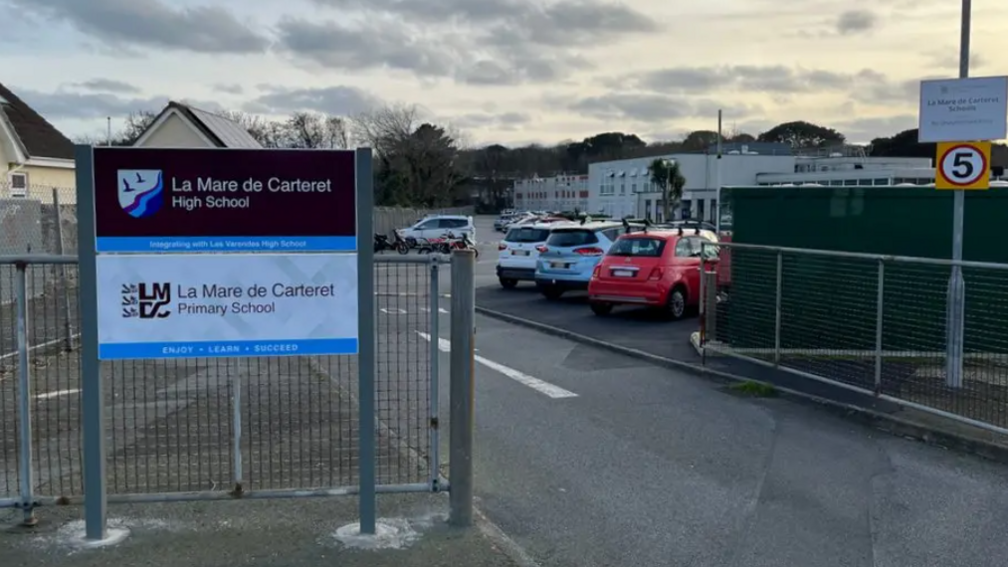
0, 254, 448, 524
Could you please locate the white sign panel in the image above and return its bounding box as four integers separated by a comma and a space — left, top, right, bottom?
96, 253, 358, 360
919, 76, 1008, 143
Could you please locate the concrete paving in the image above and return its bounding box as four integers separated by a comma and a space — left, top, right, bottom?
0, 494, 519, 567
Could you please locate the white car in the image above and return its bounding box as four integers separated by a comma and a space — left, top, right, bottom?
496, 221, 574, 288
398, 215, 475, 242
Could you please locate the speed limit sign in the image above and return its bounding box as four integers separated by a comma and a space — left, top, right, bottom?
935, 141, 991, 190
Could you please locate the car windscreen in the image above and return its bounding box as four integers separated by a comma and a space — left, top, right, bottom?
546, 229, 599, 247
505, 227, 551, 243
608, 238, 666, 257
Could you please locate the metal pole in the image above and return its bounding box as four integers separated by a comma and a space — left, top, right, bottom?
715, 109, 723, 231
355, 148, 377, 535
946, 0, 970, 388
15, 262, 36, 526
51, 188, 73, 351
773, 250, 782, 365
428, 256, 441, 491
875, 259, 885, 395
448, 249, 475, 527
76, 145, 107, 541
232, 375, 243, 493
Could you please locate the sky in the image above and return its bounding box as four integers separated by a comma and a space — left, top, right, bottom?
1, 0, 1005, 147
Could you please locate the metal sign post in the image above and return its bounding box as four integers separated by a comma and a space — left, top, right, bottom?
75, 146, 370, 539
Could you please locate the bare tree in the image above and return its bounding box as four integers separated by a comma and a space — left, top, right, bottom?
349, 103, 420, 156
282, 112, 351, 149
116, 110, 159, 145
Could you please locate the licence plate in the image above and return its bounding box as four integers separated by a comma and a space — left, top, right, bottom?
612, 269, 634, 277
512, 250, 530, 256
550, 262, 569, 269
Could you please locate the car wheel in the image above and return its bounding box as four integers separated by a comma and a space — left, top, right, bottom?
540, 286, 564, 300
499, 278, 518, 289
590, 302, 613, 316
666, 287, 687, 320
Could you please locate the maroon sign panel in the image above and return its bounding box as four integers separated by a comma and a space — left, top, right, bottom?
92, 147, 357, 253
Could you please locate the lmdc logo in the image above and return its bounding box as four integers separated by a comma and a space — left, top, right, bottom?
117, 169, 164, 219
121, 282, 171, 319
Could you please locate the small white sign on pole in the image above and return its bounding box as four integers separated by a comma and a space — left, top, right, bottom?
918, 76, 1008, 143
96, 253, 359, 359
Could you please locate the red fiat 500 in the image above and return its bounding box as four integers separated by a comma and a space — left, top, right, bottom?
587, 230, 717, 320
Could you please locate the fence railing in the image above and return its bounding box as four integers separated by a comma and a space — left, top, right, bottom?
699, 241, 1008, 435
0, 251, 470, 527
0, 181, 473, 254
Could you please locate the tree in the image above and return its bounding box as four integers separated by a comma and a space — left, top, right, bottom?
281, 112, 351, 149
648, 158, 686, 221
681, 130, 719, 151
757, 121, 845, 148
868, 128, 935, 159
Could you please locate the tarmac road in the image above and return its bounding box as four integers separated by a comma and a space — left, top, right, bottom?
429, 311, 1008, 567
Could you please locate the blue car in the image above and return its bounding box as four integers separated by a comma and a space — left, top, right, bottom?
535, 221, 635, 299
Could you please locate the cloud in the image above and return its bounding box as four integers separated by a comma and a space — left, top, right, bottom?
215, 84, 245, 95
14, 87, 169, 120
835, 10, 877, 34
72, 78, 140, 94
450, 111, 532, 131
243, 85, 379, 116
566, 93, 763, 123
283, 0, 655, 85
7, 0, 269, 53
835, 114, 917, 143
625, 65, 871, 94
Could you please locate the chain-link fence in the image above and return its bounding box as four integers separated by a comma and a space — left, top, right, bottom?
699, 241, 1008, 434
0, 254, 448, 522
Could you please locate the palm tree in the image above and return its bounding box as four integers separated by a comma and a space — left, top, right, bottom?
648, 158, 686, 221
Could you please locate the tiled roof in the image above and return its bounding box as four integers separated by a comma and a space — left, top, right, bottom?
0, 83, 75, 160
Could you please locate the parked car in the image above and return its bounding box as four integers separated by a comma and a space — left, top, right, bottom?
586, 230, 719, 319
496, 222, 574, 288
397, 215, 475, 242
534, 221, 640, 299
494, 213, 520, 232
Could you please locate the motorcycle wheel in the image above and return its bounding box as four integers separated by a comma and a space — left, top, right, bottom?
396, 242, 409, 255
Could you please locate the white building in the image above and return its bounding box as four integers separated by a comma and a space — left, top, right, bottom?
588, 153, 794, 222
583, 149, 935, 222
513, 174, 589, 212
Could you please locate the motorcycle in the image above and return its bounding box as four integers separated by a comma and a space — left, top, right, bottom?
373, 232, 409, 254
439, 232, 479, 258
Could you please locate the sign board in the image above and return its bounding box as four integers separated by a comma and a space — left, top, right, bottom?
918, 76, 1008, 143
92, 148, 357, 253
95, 253, 358, 359
935, 141, 991, 190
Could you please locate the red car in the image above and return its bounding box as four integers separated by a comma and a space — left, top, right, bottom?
587, 230, 717, 320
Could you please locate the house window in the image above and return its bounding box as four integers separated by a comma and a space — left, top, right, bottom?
7, 172, 28, 197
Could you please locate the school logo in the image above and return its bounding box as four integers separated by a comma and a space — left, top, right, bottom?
117, 169, 164, 219
121, 282, 171, 319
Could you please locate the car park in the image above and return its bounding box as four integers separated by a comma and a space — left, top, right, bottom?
534, 221, 641, 299
398, 214, 475, 242
496, 221, 574, 288
586, 229, 718, 319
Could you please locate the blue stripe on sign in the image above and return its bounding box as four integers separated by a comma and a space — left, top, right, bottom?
95, 236, 357, 253
98, 338, 359, 360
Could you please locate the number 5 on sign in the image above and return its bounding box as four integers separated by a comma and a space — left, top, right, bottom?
935, 141, 991, 190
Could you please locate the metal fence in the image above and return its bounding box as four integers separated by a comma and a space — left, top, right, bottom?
0, 252, 452, 524
0, 181, 471, 255
698, 241, 1008, 435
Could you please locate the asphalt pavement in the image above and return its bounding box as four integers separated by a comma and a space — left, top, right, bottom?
427, 311, 1008, 567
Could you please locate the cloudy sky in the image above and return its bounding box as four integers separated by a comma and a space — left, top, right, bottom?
2, 0, 1005, 146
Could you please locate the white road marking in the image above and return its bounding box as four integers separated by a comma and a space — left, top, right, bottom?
417, 332, 577, 399
419, 307, 450, 314
35, 388, 80, 400
380, 307, 408, 314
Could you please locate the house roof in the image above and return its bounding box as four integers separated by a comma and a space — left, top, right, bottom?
143, 101, 263, 148
0, 83, 75, 160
